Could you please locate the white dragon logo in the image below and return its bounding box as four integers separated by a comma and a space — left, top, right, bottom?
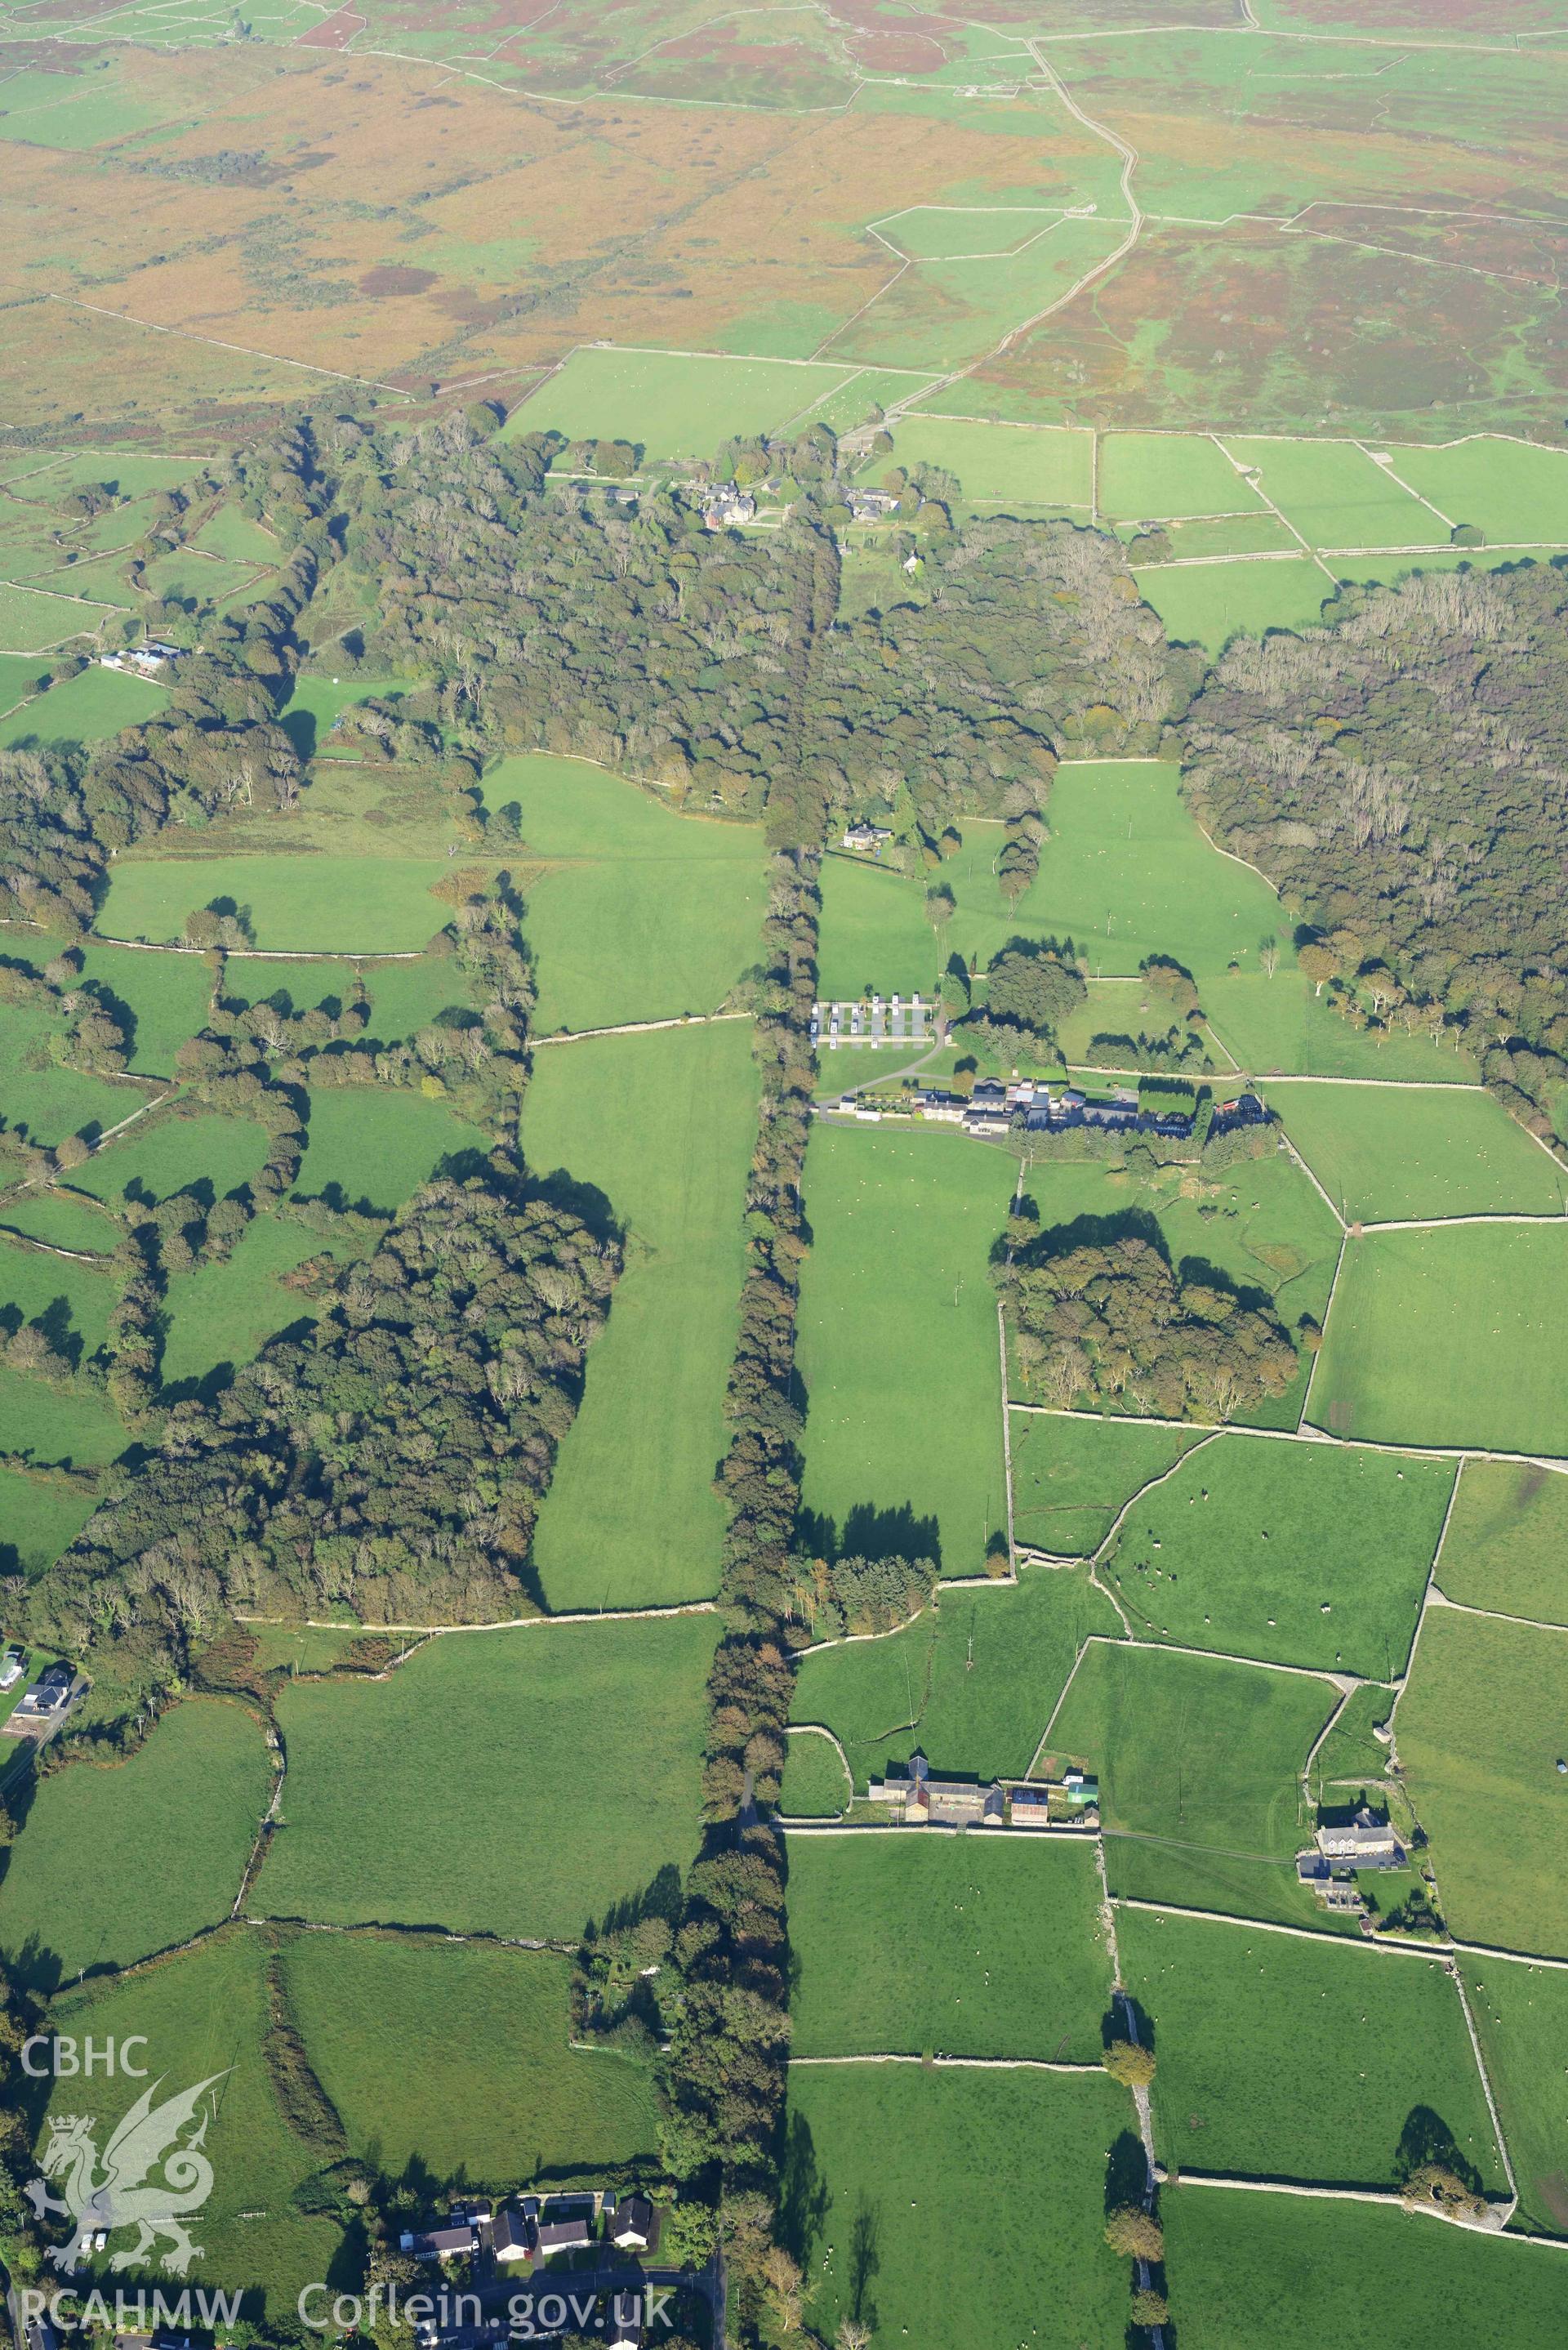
24, 2072, 228, 2275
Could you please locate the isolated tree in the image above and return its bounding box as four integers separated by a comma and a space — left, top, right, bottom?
1129, 2287, 1169, 2327
837, 2322, 871, 2350
1105, 2206, 1164, 2261
924, 883, 956, 945
1102, 2038, 1156, 2089
1258, 934, 1280, 978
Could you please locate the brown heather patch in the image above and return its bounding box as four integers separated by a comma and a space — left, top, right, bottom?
360, 263, 440, 297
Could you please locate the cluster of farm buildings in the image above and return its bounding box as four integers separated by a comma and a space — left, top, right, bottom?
1297, 1808, 1410, 1920
392, 2191, 671, 2349
826, 1073, 1268, 1144
865, 1750, 1100, 1828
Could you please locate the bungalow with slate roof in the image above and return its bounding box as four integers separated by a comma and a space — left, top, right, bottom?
537, 2208, 595, 2257
609, 2195, 658, 2253
399, 2222, 478, 2263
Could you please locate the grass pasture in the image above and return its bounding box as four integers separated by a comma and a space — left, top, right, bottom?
796, 1122, 1015, 1579
522, 1020, 755, 1610
294, 1088, 487, 1214
0, 1360, 124, 1469
1223, 437, 1442, 551
1046, 1643, 1332, 1880
791, 1566, 1120, 1793
782, 2066, 1132, 2350
1121, 1908, 1503, 2192
281, 1931, 659, 2181
1009, 1413, 1203, 1557
0, 582, 112, 653
0, 1697, 270, 1986
1135, 557, 1332, 653
0, 1466, 100, 1578
0, 998, 136, 1147
0, 661, 166, 748
483, 754, 768, 1032
1436, 1460, 1568, 1628
76, 940, 213, 1073
786, 1833, 1109, 2061
1276, 1081, 1564, 1222
0, 1243, 119, 1367
505, 347, 858, 460
1099, 432, 1263, 523
1022, 760, 1288, 981
1204, 970, 1480, 1081
1459, 1955, 1568, 2236
1165, 2183, 1568, 2350
158, 1214, 356, 1394
884, 417, 1092, 507
1102, 1436, 1452, 1679
780, 1729, 853, 1819
74, 1107, 269, 1206
261, 1614, 717, 1942
1397, 1608, 1568, 1957
0, 1184, 119, 1255
1312, 1226, 1568, 1456
1385, 436, 1568, 549
38, 1932, 343, 2310
97, 854, 451, 954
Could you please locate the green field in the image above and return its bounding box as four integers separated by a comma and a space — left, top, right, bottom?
0, 581, 112, 652
0, 1358, 124, 1468
76, 940, 213, 1072
780, 1729, 853, 1819
0, 997, 136, 1146
1047, 1643, 1333, 1876
98, 854, 452, 953
0, 660, 166, 747
0, 1465, 100, 1576
1312, 1226, 1568, 1456
1436, 1460, 1568, 1627
884, 417, 1092, 507
1459, 1955, 1568, 2235
1165, 2185, 1568, 2349
158, 1214, 350, 1392
281, 1930, 659, 2179
1100, 432, 1264, 522
356, 953, 476, 1041
1223, 437, 1442, 550
1205, 970, 1481, 1081
1121, 1908, 1502, 2190
1101, 1436, 1452, 1679
0, 1243, 119, 1368
482, 754, 768, 1032
0, 1184, 118, 1254
784, 2063, 1131, 2350
293, 1088, 487, 1213
1010, 1413, 1204, 1556
787, 1833, 1109, 2060
1136, 558, 1334, 653
796, 1123, 1015, 1579
1398, 1608, 1568, 1957
1385, 436, 1568, 548
38, 1931, 343, 2308
74, 1107, 270, 1206
505, 347, 858, 460
1276, 1082, 1564, 1222
276, 670, 422, 762
522, 1020, 755, 1609
261, 1615, 717, 1940
0, 1698, 270, 1985
820, 760, 1293, 1000
791, 1566, 1120, 1791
